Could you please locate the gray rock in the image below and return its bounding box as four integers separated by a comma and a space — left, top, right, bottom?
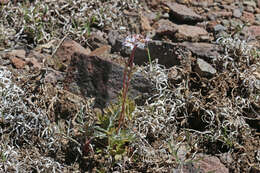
112, 39, 183, 68
133, 40, 183, 68
55, 39, 91, 69
174, 154, 229, 173
87, 32, 108, 50
245, 5, 255, 13
64, 53, 153, 108
213, 24, 227, 32
221, 19, 230, 27
208, 13, 217, 21
108, 30, 122, 47
233, 8, 242, 18
142, 11, 158, 22
44, 71, 64, 84
243, 1, 256, 8
164, 1, 204, 24
174, 24, 209, 41
248, 25, 260, 38
230, 19, 242, 28
54, 39, 154, 108
180, 42, 221, 60
194, 154, 229, 173
255, 14, 260, 22
153, 19, 178, 37
195, 58, 216, 77
219, 152, 234, 165
153, 19, 208, 41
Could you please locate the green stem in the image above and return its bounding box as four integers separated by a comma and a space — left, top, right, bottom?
146, 45, 152, 70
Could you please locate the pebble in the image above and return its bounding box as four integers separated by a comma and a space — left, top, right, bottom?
243, 1, 256, 8
233, 8, 242, 18
214, 24, 227, 32
245, 5, 255, 13
195, 58, 217, 77
255, 14, 260, 23
221, 19, 230, 27
242, 11, 255, 23
230, 19, 242, 28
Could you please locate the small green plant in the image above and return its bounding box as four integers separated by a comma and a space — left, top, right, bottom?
220, 126, 235, 149
86, 95, 136, 165
84, 16, 97, 37
0, 151, 7, 162
168, 131, 204, 172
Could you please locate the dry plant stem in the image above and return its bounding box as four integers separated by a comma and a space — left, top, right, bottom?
117, 45, 137, 132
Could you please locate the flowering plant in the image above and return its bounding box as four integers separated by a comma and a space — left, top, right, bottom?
117, 34, 150, 131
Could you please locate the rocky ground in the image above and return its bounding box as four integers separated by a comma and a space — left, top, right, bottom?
0, 0, 260, 172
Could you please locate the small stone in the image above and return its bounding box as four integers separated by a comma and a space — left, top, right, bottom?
55, 39, 91, 67
199, 1, 212, 8
255, 14, 260, 22
215, 11, 233, 18
221, 19, 230, 27
0, 0, 8, 4
140, 13, 153, 31
258, 0, 260, 8
176, 0, 189, 4
108, 30, 121, 47
10, 57, 26, 69
7, 49, 26, 59
87, 32, 108, 50
242, 11, 255, 23
89, 45, 111, 57
230, 19, 242, 28
213, 24, 227, 32
233, 8, 242, 18
220, 0, 233, 4
142, 11, 158, 22
248, 40, 260, 49
245, 5, 255, 13
44, 73, 57, 84
219, 152, 233, 164
256, 8, 260, 14
194, 154, 229, 173
222, 4, 236, 10
207, 21, 218, 32
146, 0, 162, 8
243, 0, 256, 8
161, 13, 169, 19
195, 58, 216, 77
248, 25, 260, 38
44, 71, 64, 84
207, 13, 217, 21
26, 57, 42, 70
27, 50, 45, 62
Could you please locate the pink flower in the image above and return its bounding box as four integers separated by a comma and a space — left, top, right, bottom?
122, 34, 151, 49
